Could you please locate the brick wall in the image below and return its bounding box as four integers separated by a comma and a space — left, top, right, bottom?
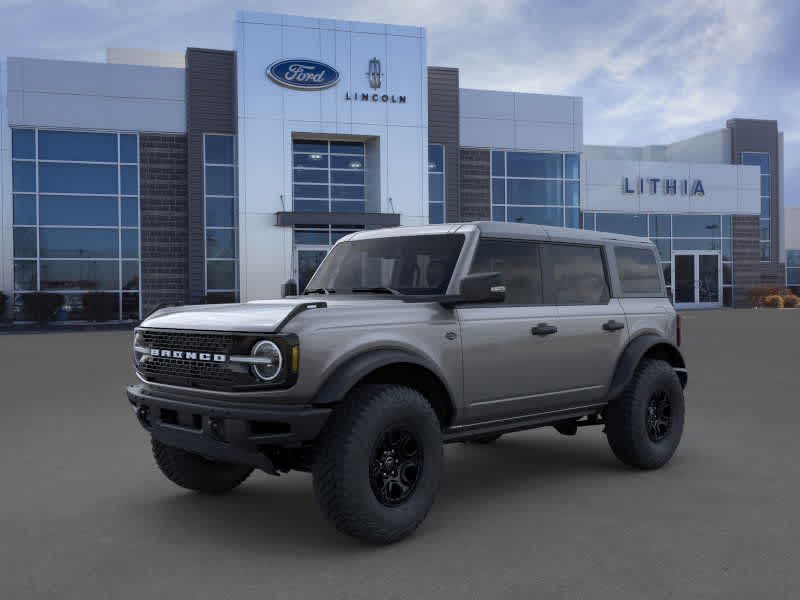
139, 134, 189, 316
459, 149, 490, 221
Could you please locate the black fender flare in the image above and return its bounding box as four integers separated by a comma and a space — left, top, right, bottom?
311, 348, 454, 410
606, 334, 687, 400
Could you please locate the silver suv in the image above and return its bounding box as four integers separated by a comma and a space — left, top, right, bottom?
127, 222, 687, 544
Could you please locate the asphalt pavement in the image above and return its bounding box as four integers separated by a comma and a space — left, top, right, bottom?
1, 309, 798, 599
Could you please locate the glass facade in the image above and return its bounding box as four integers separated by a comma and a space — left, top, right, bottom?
742, 152, 770, 261
204, 134, 238, 300
11, 128, 140, 320
292, 225, 364, 291
292, 140, 365, 213
491, 150, 580, 228
787, 250, 800, 287
584, 212, 733, 306
428, 144, 444, 224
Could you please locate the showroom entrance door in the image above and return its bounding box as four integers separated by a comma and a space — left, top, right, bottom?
671, 251, 722, 309
296, 247, 328, 293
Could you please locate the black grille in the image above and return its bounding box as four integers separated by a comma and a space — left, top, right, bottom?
138, 330, 236, 389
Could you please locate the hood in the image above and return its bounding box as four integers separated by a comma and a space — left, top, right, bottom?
140, 298, 328, 333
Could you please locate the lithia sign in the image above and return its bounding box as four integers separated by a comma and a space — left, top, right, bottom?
267, 57, 406, 103
623, 177, 705, 196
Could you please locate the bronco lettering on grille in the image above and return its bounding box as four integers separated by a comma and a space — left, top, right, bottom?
150, 349, 227, 362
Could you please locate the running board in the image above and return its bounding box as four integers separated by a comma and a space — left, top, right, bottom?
443, 403, 606, 443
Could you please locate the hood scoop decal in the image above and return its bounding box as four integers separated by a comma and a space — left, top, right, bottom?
274, 301, 328, 332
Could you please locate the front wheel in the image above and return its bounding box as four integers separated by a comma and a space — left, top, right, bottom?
313, 384, 443, 544
605, 359, 685, 469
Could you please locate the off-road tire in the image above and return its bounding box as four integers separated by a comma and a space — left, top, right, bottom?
468, 433, 503, 444
151, 438, 253, 493
313, 384, 443, 544
605, 359, 685, 469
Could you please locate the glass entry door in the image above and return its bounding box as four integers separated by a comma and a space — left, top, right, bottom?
296, 248, 328, 293
671, 251, 721, 308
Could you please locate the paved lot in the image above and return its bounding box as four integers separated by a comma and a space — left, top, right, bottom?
1, 309, 798, 599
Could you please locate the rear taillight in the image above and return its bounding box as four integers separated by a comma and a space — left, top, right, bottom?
676, 314, 682, 346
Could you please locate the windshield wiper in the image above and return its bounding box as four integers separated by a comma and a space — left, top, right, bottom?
304, 287, 335, 295
351, 286, 402, 296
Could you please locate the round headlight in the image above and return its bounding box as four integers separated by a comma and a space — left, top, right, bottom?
251, 340, 282, 382
133, 331, 147, 365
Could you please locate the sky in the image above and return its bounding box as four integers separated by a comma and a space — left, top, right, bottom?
1, 0, 798, 204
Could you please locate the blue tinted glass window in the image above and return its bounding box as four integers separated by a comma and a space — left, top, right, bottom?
428, 145, 444, 172
673, 214, 721, 237
787, 251, 800, 268
205, 166, 235, 195
331, 170, 364, 185
293, 140, 328, 154
207, 229, 236, 258
330, 141, 364, 155
294, 169, 329, 184
649, 214, 671, 237
565, 154, 580, 179
40, 195, 118, 226
40, 260, 119, 290
121, 198, 139, 227
595, 213, 647, 237
331, 155, 362, 169
741, 152, 769, 174
12, 161, 36, 192
120, 135, 138, 163
492, 206, 505, 221
331, 230, 359, 242
759, 220, 770, 240
788, 268, 800, 285
205, 135, 234, 164
294, 153, 329, 168
722, 238, 732, 261
294, 199, 328, 212
38, 131, 117, 162
13, 194, 36, 225
39, 163, 118, 194
429, 174, 444, 204
331, 185, 364, 200
565, 181, 579, 206
653, 238, 671, 261
582, 212, 595, 230
760, 175, 770, 196
760, 242, 770, 261
14, 227, 37, 258
429, 203, 444, 224
121, 165, 138, 195
122, 229, 138, 258
761, 197, 770, 218
294, 184, 329, 200
14, 261, 37, 291
565, 207, 580, 229
721, 215, 732, 237
12, 129, 35, 159
673, 238, 721, 252
39, 228, 118, 258
331, 201, 365, 213
507, 206, 563, 226
491, 151, 505, 177
294, 230, 330, 245
122, 261, 139, 290
207, 260, 236, 290
507, 152, 562, 178
492, 179, 505, 205
206, 197, 234, 227
507, 180, 562, 205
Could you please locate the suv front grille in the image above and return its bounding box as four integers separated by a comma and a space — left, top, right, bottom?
138, 330, 236, 389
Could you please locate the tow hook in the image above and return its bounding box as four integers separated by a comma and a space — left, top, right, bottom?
135, 405, 151, 427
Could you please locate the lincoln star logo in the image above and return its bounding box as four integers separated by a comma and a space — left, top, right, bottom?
367, 57, 382, 89
150, 349, 227, 362
267, 59, 340, 90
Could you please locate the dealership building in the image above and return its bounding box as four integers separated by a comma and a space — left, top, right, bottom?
0, 10, 794, 321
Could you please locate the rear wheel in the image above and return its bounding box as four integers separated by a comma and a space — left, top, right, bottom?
605, 359, 685, 469
151, 438, 253, 494
313, 384, 443, 544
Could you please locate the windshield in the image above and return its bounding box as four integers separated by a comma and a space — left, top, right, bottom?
305, 234, 465, 295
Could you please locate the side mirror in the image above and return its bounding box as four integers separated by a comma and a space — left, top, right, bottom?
458, 272, 506, 304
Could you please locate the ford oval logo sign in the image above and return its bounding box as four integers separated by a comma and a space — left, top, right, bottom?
267, 59, 340, 90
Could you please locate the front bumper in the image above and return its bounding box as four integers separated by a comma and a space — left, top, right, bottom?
126, 383, 331, 473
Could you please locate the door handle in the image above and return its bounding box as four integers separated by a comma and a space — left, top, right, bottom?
531, 323, 558, 336
602, 319, 625, 332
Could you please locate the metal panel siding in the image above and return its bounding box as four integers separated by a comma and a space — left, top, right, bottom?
459, 148, 490, 221
427, 67, 460, 223
186, 49, 237, 304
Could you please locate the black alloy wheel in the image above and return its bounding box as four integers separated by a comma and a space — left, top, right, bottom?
646, 390, 672, 442
369, 425, 423, 506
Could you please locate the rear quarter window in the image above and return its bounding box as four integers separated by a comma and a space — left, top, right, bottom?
615, 246, 664, 296
540, 243, 610, 305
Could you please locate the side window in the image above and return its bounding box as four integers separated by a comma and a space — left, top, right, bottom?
540, 243, 610, 305
615, 246, 664, 296
469, 238, 542, 305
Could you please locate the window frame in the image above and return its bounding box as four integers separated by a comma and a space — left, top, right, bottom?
539, 241, 612, 307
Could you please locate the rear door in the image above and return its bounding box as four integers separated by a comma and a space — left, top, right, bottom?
538, 242, 629, 407
456, 238, 563, 422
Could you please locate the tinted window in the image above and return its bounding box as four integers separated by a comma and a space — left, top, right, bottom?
206, 166, 235, 195
40, 260, 119, 290
206, 197, 235, 227
39, 163, 118, 194
673, 214, 721, 237
541, 244, 609, 305
507, 180, 562, 205
204, 135, 234, 164
40, 228, 118, 258
38, 131, 117, 162
507, 152, 562, 178
595, 213, 647, 237
12, 161, 36, 192
615, 247, 663, 296
469, 238, 542, 305
13, 194, 36, 225
507, 206, 563, 226
120, 134, 138, 163
40, 195, 118, 226
12, 129, 35, 159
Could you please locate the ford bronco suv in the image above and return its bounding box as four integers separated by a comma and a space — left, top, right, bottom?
127, 222, 687, 544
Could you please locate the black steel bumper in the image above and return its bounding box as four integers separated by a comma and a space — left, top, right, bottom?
126, 383, 331, 473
